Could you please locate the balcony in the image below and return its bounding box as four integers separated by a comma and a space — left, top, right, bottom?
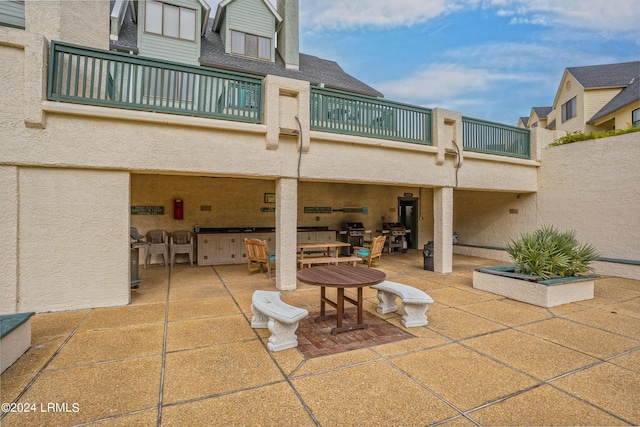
47, 41, 530, 159
310, 87, 433, 145
48, 41, 263, 124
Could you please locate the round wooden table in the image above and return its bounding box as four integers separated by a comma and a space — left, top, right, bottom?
296, 265, 386, 335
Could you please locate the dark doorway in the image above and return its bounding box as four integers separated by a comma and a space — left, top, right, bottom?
398, 196, 418, 249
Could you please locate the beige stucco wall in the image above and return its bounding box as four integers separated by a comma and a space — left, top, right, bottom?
454, 130, 640, 279
0, 166, 19, 313
130, 176, 436, 244
17, 168, 131, 312
537, 132, 640, 263
25, 0, 109, 50
453, 191, 537, 248
0, 4, 543, 312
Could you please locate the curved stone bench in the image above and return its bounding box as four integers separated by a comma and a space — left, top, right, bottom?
370, 281, 433, 327
1, 312, 35, 373
251, 291, 308, 352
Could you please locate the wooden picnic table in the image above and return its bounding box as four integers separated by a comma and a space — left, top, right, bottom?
297, 241, 351, 259
296, 265, 386, 335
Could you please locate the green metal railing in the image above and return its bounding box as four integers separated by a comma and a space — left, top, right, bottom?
310, 87, 432, 145
48, 41, 263, 123
463, 117, 530, 159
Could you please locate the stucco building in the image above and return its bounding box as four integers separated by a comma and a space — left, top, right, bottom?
1, 0, 638, 315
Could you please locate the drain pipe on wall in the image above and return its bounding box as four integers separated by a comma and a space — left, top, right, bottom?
451, 140, 461, 188
295, 116, 303, 180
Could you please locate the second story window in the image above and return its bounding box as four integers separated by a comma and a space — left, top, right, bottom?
231, 30, 271, 60
145, 0, 196, 41
561, 96, 576, 122
633, 108, 640, 128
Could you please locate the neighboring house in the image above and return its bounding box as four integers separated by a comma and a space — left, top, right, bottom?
523, 106, 552, 130
517, 116, 529, 128
555, 61, 640, 133
520, 61, 640, 133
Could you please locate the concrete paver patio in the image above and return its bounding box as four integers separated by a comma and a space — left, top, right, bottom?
1, 252, 639, 426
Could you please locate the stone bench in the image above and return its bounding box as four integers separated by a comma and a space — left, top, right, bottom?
1, 312, 35, 373
298, 256, 362, 269
370, 281, 434, 327
251, 291, 308, 352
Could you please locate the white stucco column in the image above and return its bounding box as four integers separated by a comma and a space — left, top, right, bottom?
275, 178, 298, 290
434, 187, 453, 273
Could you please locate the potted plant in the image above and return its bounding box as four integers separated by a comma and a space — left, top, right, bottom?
473, 226, 600, 307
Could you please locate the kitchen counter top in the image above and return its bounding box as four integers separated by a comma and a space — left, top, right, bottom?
195, 226, 332, 234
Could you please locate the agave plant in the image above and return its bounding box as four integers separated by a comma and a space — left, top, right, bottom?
506, 226, 599, 279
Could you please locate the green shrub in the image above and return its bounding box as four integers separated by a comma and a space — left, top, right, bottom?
506, 226, 598, 279
551, 125, 640, 146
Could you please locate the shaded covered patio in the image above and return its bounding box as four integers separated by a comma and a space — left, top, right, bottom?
2, 252, 639, 426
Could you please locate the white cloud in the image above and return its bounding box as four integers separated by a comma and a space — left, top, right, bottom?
374, 65, 483, 101
298, 0, 640, 37
300, 0, 464, 31
485, 0, 640, 34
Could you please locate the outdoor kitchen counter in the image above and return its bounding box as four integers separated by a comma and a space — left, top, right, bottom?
195, 227, 340, 265
195, 227, 335, 234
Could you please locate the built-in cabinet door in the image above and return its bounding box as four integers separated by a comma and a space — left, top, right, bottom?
216, 234, 240, 264
316, 231, 336, 242
197, 234, 211, 265
297, 232, 316, 243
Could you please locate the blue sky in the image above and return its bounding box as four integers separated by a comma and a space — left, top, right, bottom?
216, 0, 640, 126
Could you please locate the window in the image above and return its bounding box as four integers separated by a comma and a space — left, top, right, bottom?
633, 108, 640, 128
561, 96, 576, 122
230, 30, 271, 60
145, 0, 196, 41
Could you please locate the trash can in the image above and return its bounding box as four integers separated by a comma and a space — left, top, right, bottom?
423, 241, 434, 271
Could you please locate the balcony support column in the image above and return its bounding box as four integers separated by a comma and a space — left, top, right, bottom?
434, 187, 453, 274
275, 178, 298, 290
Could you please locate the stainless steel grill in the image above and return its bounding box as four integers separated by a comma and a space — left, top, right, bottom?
382, 222, 410, 253
339, 222, 366, 255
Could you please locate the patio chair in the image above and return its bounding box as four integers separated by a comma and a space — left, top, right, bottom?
170, 230, 194, 266
145, 229, 169, 266
244, 238, 275, 280
355, 235, 386, 268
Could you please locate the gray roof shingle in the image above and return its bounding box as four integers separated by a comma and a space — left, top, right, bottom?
200, 26, 383, 97
568, 61, 639, 88
566, 61, 640, 124
532, 106, 552, 118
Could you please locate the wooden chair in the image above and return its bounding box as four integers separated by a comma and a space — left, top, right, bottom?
244, 238, 276, 280
355, 235, 386, 268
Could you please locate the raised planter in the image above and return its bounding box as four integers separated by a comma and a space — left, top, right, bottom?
1, 312, 35, 373
473, 266, 598, 308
